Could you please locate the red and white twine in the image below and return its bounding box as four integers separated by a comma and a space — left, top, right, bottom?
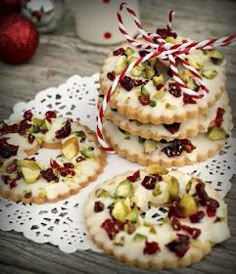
96, 2, 236, 151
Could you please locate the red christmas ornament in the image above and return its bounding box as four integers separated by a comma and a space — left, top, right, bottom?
0, 0, 25, 14
0, 13, 39, 64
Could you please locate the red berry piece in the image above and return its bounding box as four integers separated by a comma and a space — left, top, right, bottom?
162, 142, 184, 157
143, 240, 160, 255
76, 156, 86, 163
168, 82, 181, 97
120, 76, 134, 91
28, 134, 35, 144
195, 183, 209, 206
215, 108, 225, 127
141, 175, 157, 190
24, 192, 32, 199
107, 71, 116, 81
9, 180, 17, 189
64, 163, 74, 169
181, 139, 196, 153
127, 170, 140, 182
156, 28, 177, 39
189, 210, 205, 223
171, 217, 182, 231
55, 120, 71, 139
6, 161, 17, 174
183, 93, 196, 105
40, 168, 58, 182
18, 119, 30, 135
166, 234, 190, 258
101, 219, 119, 240
0, 122, 19, 135
45, 111, 57, 123
0, 140, 18, 159
181, 225, 201, 239
113, 47, 125, 56
168, 198, 184, 218
50, 159, 61, 170
206, 199, 219, 217
138, 95, 150, 106
163, 122, 181, 134
138, 50, 149, 57
94, 201, 105, 212
133, 79, 149, 87
23, 110, 33, 121
1, 175, 10, 184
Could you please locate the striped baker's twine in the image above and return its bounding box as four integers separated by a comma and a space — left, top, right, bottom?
96, 2, 236, 151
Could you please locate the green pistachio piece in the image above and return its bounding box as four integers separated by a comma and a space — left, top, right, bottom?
130, 65, 143, 77
186, 55, 203, 70
153, 87, 165, 100
111, 200, 130, 222
95, 188, 109, 198
140, 85, 149, 96
152, 74, 164, 86
133, 233, 146, 242
143, 66, 155, 79
179, 193, 198, 217
80, 147, 95, 159
115, 180, 134, 198
113, 236, 125, 246
207, 49, 224, 64
115, 56, 128, 74
144, 140, 157, 154
201, 70, 218, 79
125, 47, 135, 56
152, 184, 161, 196
207, 127, 226, 140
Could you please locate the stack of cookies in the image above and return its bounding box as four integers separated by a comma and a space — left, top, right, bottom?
99, 38, 232, 167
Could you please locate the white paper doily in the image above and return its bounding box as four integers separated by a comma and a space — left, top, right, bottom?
0, 74, 235, 254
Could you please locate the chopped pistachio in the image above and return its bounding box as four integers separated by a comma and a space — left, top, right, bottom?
201, 70, 218, 79
115, 55, 128, 74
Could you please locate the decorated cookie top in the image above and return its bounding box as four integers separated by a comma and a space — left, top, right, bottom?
84, 167, 230, 269
100, 42, 226, 124
0, 111, 106, 203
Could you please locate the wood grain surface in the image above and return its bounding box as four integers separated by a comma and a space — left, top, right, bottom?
0, 0, 236, 273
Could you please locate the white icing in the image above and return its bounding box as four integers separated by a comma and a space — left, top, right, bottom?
84, 170, 230, 263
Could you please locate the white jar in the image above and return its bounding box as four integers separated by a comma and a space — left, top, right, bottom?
75, 0, 140, 45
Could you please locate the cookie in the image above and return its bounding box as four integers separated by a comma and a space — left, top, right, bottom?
102, 116, 232, 167
103, 91, 230, 141
84, 168, 230, 269
100, 43, 226, 124
0, 111, 106, 203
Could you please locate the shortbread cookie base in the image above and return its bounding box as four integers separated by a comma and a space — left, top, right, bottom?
102, 120, 231, 167
100, 44, 226, 124
84, 170, 229, 269
104, 92, 230, 141
0, 124, 107, 204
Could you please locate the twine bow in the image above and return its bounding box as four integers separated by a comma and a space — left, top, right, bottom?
96, 2, 236, 152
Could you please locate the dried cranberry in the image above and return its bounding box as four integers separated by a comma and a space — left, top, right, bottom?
6, 161, 17, 174
168, 198, 184, 218
206, 199, 219, 217
195, 183, 209, 206
163, 123, 181, 134
113, 47, 125, 56
40, 168, 58, 182
141, 175, 157, 190
162, 142, 184, 157
18, 119, 30, 135
156, 28, 177, 39
40, 128, 48, 134
171, 217, 182, 231
1, 175, 10, 184
9, 180, 17, 189
215, 108, 225, 127
94, 201, 104, 212
183, 93, 197, 105
28, 134, 35, 144
156, 84, 164, 90
24, 192, 32, 199
181, 225, 201, 239
0, 141, 18, 159
64, 163, 74, 169
76, 156, 86, 163
60, 168, 71, 177
45, 111, 57, 122
138, 95, 150, 106
107, 71, 116, 81
101, 219, 119, 240
138, 50, 149, 57
120, 76, 134, 91
133, 79, 149, 87
143, 240, 160, 255
168, 82, 181, 97
23, 110, 33, 121
127, 170, 140, 182
0, 122, 18, 135
189, 210, 205, 223
166, 234, 190, 258
181, 139, 196, 153
50, 159, 61, 170
55, 120, 71, 139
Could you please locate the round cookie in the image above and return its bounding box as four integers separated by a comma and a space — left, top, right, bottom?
100, 42, 226, 124
84, 167, 230, 269
102, 105, 232, 167
0, 111, 106, 203
103, 91, 229, 142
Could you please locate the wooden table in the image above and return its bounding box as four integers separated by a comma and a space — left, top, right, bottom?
0, 0, 236, 273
